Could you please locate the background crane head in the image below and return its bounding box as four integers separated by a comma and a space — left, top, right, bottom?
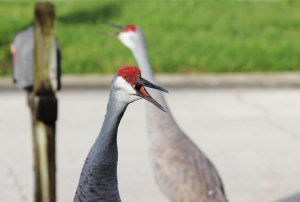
103, 23, 145, 50
115, 66, 168, 111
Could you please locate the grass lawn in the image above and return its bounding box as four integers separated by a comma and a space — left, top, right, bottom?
0, 0, 300, 75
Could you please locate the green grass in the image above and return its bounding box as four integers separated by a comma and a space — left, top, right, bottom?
1, 0, 300, 75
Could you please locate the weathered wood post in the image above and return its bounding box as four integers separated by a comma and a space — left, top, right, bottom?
27, 2, 57, 202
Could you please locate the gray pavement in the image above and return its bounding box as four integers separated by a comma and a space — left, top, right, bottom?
1, 88, 300, 202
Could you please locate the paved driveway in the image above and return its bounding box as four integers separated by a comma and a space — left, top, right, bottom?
1, 88, 300, 202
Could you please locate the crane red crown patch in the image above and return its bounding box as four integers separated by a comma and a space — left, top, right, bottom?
123, 24, 137, 32
117, 66, 141, 85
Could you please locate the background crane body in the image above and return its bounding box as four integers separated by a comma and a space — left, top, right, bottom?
11, 26, 61, 91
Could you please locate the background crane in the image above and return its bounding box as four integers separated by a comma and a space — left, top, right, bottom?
105, 23, 228, 202
74, 65, 167, 202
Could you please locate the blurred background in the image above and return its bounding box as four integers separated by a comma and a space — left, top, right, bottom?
1, 1, 300, 202
1, 0, 300, 75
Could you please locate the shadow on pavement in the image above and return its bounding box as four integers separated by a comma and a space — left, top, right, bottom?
274, 192, 300, 202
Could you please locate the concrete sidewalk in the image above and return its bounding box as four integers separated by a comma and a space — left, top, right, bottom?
1, 88, 300, 202
1, 72, 300, 90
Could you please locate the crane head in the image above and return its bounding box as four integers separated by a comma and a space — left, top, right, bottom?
114, 65, 168, 112
102, 23, 145, 50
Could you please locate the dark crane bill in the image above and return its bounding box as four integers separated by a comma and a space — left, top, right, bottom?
102, 22, 123, 30
135, 77, 168, 112
137, 77, 168, 93
98, 31, 119, 36
99, 22, 123, 35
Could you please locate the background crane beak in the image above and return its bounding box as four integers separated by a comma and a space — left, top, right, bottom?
134, 77, 168, 112
102, 22, 123, 30
99, 22, 123, 36
98, 31, 118, 36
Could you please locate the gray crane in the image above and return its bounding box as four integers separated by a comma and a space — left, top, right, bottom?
105, 24, 228, 202
74, 65, 168, 202
11, 26, 61, 91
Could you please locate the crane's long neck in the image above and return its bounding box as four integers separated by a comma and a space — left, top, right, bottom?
74, 88, 127, 202
132, 46, 155, 83
132, 44, 184, 144
92, 91, 127, 164
132, 45, 167, 106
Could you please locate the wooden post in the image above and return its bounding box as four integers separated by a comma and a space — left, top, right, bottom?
28, 2, 57, 202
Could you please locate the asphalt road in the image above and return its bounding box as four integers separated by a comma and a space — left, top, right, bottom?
1, 88, 300, 202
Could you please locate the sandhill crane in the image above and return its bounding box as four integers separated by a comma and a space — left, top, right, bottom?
105, 24, 228, 202
74, 65, 168, 202
11, 26, 61, 91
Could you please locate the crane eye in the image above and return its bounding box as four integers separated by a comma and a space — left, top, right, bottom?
122, 74, 128, 79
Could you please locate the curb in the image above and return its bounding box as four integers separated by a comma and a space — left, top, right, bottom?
1, 72, 300, 91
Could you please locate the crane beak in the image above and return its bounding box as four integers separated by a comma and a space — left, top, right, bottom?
100, 22, 123, 36
98, 31, 118, 36
103, 22, 123, 30
134, 77, 168, 112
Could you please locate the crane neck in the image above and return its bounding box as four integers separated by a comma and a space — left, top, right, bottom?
132, 43, 170, 111
132, 45, 156, 84
91, 87, 128, 165
131, 39, 185, 145
74, 83, 127, 201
